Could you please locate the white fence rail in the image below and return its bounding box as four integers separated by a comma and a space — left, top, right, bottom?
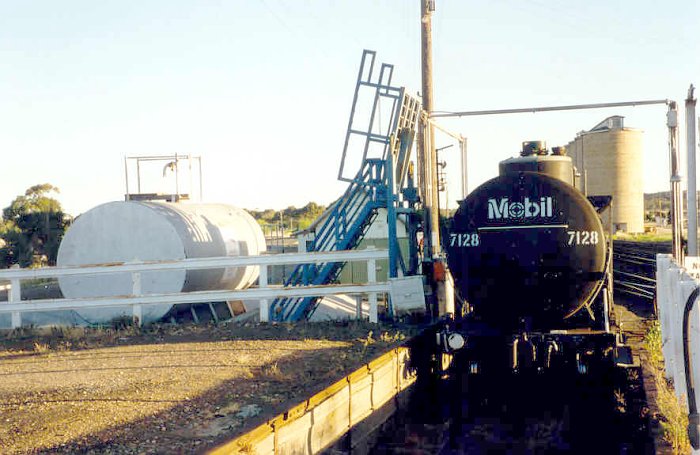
0, 249, 391, 328
656, 253, 700, 452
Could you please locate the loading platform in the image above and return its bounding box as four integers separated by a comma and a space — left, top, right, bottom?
270, 50, 421, 322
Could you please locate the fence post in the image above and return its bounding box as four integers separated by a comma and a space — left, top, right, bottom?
9, 278, 21, 329
132, 272, 142, 326
670, 266, 684, 390
259, 265, 269, 322
368, 258, 377, 323
658, 254, 673, 377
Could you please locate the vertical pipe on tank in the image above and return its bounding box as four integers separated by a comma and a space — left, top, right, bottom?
174, 154, 180, 199
198, 157, 204, 201
124, 157, 130, 200
687, 86, 698, 256
188, 154, 194, 201
136, 159, 142, 194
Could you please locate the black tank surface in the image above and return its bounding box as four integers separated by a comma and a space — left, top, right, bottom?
447, 171, 606, 331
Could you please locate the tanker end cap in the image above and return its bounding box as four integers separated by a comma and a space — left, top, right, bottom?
689, 412, 700, 449
521, 141, 547, 156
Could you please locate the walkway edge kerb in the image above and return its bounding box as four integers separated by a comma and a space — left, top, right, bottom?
207, 345, 416, 454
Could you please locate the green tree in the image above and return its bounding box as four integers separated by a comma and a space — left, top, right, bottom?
0, 184, 70, 268
248, 202, 327, 233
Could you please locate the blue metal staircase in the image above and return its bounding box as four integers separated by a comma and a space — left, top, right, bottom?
269, 50, 421, 322
270, 160, 386, 321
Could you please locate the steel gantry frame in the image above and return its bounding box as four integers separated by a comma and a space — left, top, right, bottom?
269, 50, 422, 322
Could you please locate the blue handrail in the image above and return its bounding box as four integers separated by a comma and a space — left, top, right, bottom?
270, 159, 387, 321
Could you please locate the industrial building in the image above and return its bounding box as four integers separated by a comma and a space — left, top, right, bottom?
566, 116, 644, 233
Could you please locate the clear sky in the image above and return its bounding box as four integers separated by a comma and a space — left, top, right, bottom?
1, 1, 698, 216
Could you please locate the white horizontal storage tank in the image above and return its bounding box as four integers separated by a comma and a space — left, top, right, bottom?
57, 201, 266, 324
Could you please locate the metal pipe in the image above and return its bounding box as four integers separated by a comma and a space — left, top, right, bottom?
425, 117, 464, 141
387, 134, 399, 279
668, 102, 684, 262
124, 155, 184, 161
136, 158, 141, 193
174, 153, 180, 198
188, 154, 193, 201
682, 285, 700, 449
687, 85, 698, 256
430, 99, 670, 118
603, 290, 610, 333
460, 137, 468, 199
123, 156, 129, 201
609, 200, 614, 295
581, 134, 587, 195
198, 157, 203, 201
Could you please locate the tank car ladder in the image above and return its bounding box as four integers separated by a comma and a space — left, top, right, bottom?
268, 50, 420, 322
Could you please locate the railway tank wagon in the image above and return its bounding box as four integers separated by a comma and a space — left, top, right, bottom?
445, 141, 617, 374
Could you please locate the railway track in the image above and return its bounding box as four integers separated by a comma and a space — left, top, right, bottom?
368, 353, 650, 453
613, 240, 669, 305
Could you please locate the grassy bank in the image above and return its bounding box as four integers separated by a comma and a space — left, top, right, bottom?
643, 320, 691, 454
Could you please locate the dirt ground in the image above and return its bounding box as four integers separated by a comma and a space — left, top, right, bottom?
0, 296, 667, 454
0, 320, 418, 454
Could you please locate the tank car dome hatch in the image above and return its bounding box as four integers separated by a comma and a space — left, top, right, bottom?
57, 201, 266, 325
520, 140, 547, 156
499, 141, 576, 186
447, 169, 606, 332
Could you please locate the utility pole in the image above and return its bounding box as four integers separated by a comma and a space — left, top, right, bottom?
420, 0, 440, 258
687, 85, 698, 256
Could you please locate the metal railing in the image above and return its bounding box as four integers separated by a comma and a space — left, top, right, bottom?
272, 160, 385, 321
0, 249, 390, 328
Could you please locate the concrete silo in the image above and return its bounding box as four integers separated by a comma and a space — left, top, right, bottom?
566, 116, 644, 233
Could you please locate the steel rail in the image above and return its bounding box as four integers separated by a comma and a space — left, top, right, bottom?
615, 281, 655, 295
613, 270, 657, 283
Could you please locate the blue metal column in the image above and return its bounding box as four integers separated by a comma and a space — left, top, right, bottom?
385, 137, 399, 319
386, 137, 399, 281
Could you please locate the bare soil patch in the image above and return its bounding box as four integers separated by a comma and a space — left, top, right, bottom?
0, 320, 418, 454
